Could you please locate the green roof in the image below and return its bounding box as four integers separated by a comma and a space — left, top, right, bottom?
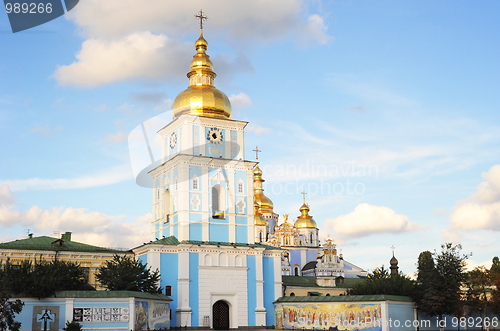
275, 294, 413, 303
140, 236, 281, 250
282, 276, 367, 288
0, 236, 131, 254
54, 290, 172, 301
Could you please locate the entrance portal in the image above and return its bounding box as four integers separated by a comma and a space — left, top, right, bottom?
212, 300, 230, 329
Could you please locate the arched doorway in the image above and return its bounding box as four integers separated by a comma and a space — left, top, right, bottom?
212, 300, 230, 329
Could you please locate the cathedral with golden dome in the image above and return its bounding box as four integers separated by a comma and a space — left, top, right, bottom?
251, 163, 367, 279
133, 12, 365, 329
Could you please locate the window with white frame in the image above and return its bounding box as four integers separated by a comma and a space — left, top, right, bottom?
192, 175, 199, 190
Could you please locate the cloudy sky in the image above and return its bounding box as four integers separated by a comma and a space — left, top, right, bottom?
1, 1, 499, 275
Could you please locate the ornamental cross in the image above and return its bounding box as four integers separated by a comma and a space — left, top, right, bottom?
301, 190, 307, 202
253, 146, 261, 160
195, 10, 208, 29
391, 245, 395, 255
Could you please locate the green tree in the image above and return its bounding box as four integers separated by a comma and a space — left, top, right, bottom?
490, 257, 500, 314
415, 243, 469, 327
63, 320, 83, 331
0, 258, 84, 298
347, 266, 416, 297
96, 255, 162, 294
0, 288, 24, 331
464, 266, 491, 328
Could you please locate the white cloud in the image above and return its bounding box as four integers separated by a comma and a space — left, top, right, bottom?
53, 32, 190, 88
56, 1, 331, 87
323, 203, 420, 238
246, 124, 272, 135
66, 0, 329, 43
103, 131, 128, 144
0, 184, 150, 248
302, 14, 332, 46
0, 165, 132, 191
30, 124, 63, 137
450, 165, 500, 231
229, 93, 252, 108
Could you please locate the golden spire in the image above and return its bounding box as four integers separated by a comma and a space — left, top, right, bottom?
172, 11, 231, 120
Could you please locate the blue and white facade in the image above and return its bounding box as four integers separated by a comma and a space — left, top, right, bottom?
133, 30, 283, 327
150, 115, 255, 243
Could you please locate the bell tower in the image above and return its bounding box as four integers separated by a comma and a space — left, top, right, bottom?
149, 14, 256, 243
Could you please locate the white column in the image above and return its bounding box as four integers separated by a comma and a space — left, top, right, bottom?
228, 168, 236, 242
247, 166, 255, 244
178, 164, 190, 241
237, 129, 244, 160
147, 248, 160, 274
255, 250, 266, 326
65, 298, 74, 326
129, 298, 135, 331
177, 249, 192, 326
202, 164, 210, 241
274, 253, 282, 300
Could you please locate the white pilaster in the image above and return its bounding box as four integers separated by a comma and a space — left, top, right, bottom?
177, 249, 192, 327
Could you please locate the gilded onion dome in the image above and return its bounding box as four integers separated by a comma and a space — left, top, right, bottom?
253, 164, 274, 214
172, 28, 231, 119
294, 200, 318, 229
254, 202, 267, 226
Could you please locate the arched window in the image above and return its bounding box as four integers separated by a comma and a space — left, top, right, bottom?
310, 233, 313, 245
212, 184, 225, 219
175, 179, 178, 191
259, 231, 262, 243
294, 266, 299, 276
290, 292, 295, 296
238, 180, 244, 194
326, 293, 330, 296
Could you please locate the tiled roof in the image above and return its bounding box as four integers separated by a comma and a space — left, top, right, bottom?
0, 236, 131, 254
275, 294, 413, 303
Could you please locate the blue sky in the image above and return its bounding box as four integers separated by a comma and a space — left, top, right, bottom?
1, 0, 499, 275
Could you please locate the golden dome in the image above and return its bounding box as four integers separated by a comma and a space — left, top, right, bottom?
254, 202, 267, 226
172, 29, 231, 120
294, 202, 318, 229
253, 164, 274, 214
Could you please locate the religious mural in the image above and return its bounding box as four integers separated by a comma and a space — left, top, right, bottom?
275, 302, 382, 331
135, 301, 170, 330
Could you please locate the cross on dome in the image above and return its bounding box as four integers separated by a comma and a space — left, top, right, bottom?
301, 190, 307, 203
195, 10, 208, 29
253, 146, 262, 160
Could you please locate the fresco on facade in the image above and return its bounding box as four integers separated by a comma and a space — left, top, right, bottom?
148, 302, 169, 329
275, 303, 382, 331
135, 301, 149, 330
135, 301, 169, 330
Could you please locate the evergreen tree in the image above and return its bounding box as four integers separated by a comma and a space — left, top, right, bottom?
96, 255, 162, 294
0, 259, 84, 298
490, 257, 500, 314
415, 243, 469, 325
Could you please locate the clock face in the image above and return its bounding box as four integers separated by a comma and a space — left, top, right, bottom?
169, 132, 177, 149
206, 127, 223, 145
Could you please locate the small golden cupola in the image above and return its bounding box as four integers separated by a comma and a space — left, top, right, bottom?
253, 164, 274, 214
294, 196, 318, 229
254, 202, 267, 226
172, 11, 231, 120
